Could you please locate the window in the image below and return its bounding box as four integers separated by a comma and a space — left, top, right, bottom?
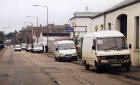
97, 37, 128, 50
135, 16, 139, 49
101, 25, 103, 30
95, 25, 98, 31
108, 23, 111, 30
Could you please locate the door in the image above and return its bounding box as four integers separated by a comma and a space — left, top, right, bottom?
88, 39, 96, 66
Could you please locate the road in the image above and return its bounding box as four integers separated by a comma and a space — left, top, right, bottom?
0, 47, 140, 85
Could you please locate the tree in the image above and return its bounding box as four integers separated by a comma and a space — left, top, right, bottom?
6, 32, 17, 40
0, 38, 4, 44
0, 31, 4, 39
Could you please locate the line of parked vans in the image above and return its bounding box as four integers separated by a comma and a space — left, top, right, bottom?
14, 30, 132, 72
52, 30, 132, 72
14, 43, 44, 53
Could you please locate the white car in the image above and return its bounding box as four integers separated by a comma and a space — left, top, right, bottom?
27, 44, 32, 52
14, 45, 21, 51
32, 44, 43, 53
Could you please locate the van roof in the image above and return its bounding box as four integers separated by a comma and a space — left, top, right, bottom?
83, 31, 124, 38
56, 40, 74, 44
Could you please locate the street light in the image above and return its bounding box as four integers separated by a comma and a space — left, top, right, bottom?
27, 16, 39, 44
27, 16, 38, 27
3, 27, 10, 42
32, 5, 49, 50
32, 5, 48, 30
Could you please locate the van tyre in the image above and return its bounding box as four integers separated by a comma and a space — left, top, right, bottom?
57, 58, 61, 62
75, 57, 77, 61
125, 66, 130, 72
84, 61, 90, 70
96, 66, 102, 73
55, 58, 57, 61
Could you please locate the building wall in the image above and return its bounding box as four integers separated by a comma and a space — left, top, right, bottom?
91, 2, 140, 66
69, 18, 92, 48
91, 16, 104, 32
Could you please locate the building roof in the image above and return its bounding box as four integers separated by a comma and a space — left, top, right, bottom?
32, 24, 69, 37
56, 40, 74, 44
70, 12, 100, 20
42, 33, 70, 37
83, 31, 124, 38
91, 0, 139, 19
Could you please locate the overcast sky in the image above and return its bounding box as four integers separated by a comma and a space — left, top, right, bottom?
0, 0, 124, 33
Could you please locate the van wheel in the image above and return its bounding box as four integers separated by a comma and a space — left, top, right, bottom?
75, 57, 77, 61
84, 62, 90, 70
96, 66, 102, 73
55, 58, 57, 61
125, 66, 130, 72
57, 58, 61, 62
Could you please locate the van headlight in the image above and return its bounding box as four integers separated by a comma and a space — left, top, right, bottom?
100, 56, 106, 60
72, 53, 77, 56
58, 53, 65, 56
125, 55, 131, 59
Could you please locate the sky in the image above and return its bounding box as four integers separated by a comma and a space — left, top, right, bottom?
0, 0, 124, 34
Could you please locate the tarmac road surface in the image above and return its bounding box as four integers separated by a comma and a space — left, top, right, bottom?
0, 47, 140, 85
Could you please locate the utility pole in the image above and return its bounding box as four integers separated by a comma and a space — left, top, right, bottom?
32, 5, 49, 52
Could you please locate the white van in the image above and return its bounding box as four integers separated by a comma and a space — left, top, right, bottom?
54, 40, 77, 61
82, 31, 131, 72
32, 44, 43, 53
21, 43, 27, 50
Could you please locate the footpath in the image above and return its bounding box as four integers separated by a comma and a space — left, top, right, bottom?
0, 48, 6, 57
45, 52, 140, 82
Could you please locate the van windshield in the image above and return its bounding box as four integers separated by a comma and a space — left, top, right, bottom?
58, 43, 75, 50
34, 45, 42, 48
15, 45, 21, 48
97, 37, 128, 50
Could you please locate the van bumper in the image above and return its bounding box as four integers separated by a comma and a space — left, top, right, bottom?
97, 62, 131, 68
58, 56, 77, 61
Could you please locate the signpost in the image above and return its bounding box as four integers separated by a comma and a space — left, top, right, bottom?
66, 28, 74, 32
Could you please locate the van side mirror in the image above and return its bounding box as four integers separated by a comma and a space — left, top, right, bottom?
92, 46, 95, 50
129, 44, 132, 49
56, 48, 58, 51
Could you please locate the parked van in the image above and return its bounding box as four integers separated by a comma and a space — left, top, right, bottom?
54, 40, 77, 61
32, 44, 43, 53
21, 43, 27, 50
82, 31, 131, 72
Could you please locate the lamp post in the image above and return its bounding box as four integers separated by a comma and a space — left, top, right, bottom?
24, 21, 33, 27
27, 16, 39, 44
32, 5, 49, 47
27, 16, 38, 27
3, 27, 10, 42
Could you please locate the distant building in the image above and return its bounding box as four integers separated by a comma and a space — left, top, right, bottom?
16, 27, 32, 44
32, 24, 70, 45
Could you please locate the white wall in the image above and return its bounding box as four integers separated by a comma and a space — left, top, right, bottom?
91, 16, 104, 32
90, 2, 140, 66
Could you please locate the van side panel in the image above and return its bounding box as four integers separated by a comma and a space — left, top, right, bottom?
82, 37, 93, 65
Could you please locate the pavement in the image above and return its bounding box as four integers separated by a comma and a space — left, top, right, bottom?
0, 48, 6, 57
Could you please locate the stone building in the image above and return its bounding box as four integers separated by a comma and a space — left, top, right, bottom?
69, 0, 140, 66
90, 0, 140, 66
